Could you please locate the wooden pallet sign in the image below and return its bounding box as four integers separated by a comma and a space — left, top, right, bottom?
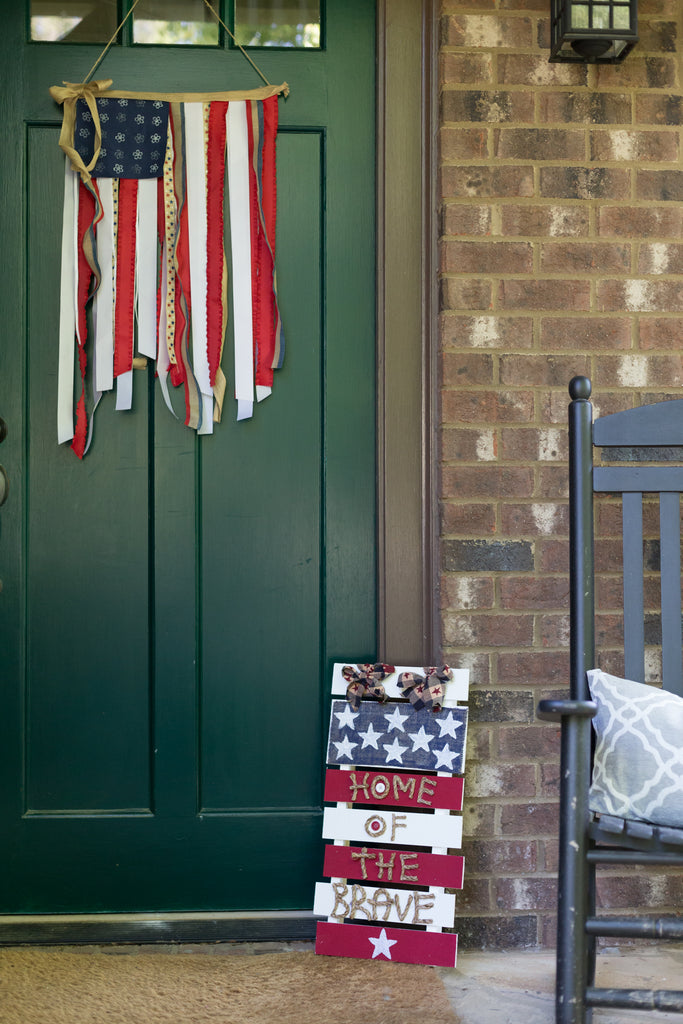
314, 663, 469, 969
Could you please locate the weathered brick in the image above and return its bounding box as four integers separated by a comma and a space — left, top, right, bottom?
444, 611, 535, 647
440, 502, 497, 535
462, 801, 497, 838
441, 13, 533, 49
468, 690, 536, 724
440, 126, 488, 162
440, 352, 495, 387
441, 426, 497, 462
441, 164, 534, 199
500, 354, 591, 386
443, 464, 535, 499
441, 314, 534, 350
442, 89, 535, 124
468, 763, 537, 799
597, 279, 683, 313
635, 93, 683, 125
540, 166, 630, 201
537, 465, 572, 500
636, 169, 683, 201
498, 723, 562, 759
496, 877, 557, 911
440, 277, 493, 311
596, 56, 678, 90
501, 204, 589, 238
500, 801, 559, 835
540, 613, 570, 649
497, 53, 586, 86
463, 838, 537, 875
500, 427, 566, 463
459, 877, 494, 914
539, 242, 630, 273
637, 19, 677, 53
441, 240, 533, 274
440, 51, 494, 86
499, 280, 591, 311
457, 915, 539, 951
639, 317, 683, 350
539, 317, 631, 351
500, 501, 569, 537
538, 538, 569, 573
442, 539, 534, 572
466, 722, 494, 762
590, 128, 678, 163
441, 574, 496, 610
494, 128, 585, 161
441, 203, 492, 236
540, 762, 561, 797
598, 205, 683, 238
499, 576, 569, 609
597, 872, 683, 909
442, 389, 534, 423
539, 92, 632, 124
597, 353, 683, 387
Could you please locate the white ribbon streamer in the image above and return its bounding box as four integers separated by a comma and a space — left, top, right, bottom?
135, 177, 158, 360
226, 101, 254, 422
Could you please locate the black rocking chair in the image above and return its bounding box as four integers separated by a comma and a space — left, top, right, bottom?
538, 376, 683, 1023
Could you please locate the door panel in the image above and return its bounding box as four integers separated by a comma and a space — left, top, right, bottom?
0, 2, 376, 914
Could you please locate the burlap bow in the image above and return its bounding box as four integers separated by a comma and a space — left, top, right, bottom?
49, 79, 114, 183
342, 663, 395, 711
398, 666, 453, 712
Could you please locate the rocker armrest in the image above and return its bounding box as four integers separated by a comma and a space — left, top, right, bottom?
537, 699, 597, 723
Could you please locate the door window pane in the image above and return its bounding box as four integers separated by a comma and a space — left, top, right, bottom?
30, 0, 118, 42
133, 0, 219, 45
234, 0, 320, 48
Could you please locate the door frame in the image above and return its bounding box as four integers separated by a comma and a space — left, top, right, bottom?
0, 0, 437, 945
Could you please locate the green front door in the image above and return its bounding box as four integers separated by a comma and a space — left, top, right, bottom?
0, 2, 376, 914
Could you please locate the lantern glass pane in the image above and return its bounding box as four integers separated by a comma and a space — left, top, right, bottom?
571, 4, 590, 28
592, 5, 610, 29
613, 5, 632, 28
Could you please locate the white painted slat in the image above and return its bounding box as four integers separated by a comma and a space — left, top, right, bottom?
322, 806, 462, 850
314, 881, 455, 930
330, 663, 469, 705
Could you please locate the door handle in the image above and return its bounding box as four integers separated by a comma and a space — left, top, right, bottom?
0, 465, 8, 507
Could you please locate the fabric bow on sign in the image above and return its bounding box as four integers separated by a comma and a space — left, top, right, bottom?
342, 663, 396, 711
398, 666, 453, 713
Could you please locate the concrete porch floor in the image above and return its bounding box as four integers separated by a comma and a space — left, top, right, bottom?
49, 940, 683, 1023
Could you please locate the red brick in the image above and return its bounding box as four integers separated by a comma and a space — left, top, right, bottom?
440, 502, 497, 535
540, 762, 561, 797
597, 872, 683, 910
441, 240, 533, 274
499, 280, 591, 311
501, 802, 559, 836
596, 56, 678, 90
441, 165, 534, 199
442, 465, 534, 500
441, 13, 533, 48
443, 613, 534, 647
537, 465, 571, 500
467, 763, 537, 799
540, 613, 569, 648
441, 203, 492, 236
539, 92, 632, 124
538, 538, 569, 573
442, 389, 534, 423
440, 277, 493, 311
498, 724, 562, 759
540, 166, 630, 201
440, 51, 493, 86
500, 577, 570, 610
497, 651, 569, 686
500, 354, 590, 386
635, 93, 683, 125
441, 352, 495, 387
501, 204, 589, 238
590, 128, 678, 163
598, 205, 683, 237
639, 317, 683, 350
441, 314, 534, 350
440, 126, 488, 161
442, 89, 535, 124
494, 128, 585, 161
597, 279, 683, 313
540, 317, 631, 351
458, 877, 493, 914
636, 169, 683, 201
500, 427, 566, 462
496, 877, 557, 911
597, 353, 683, 387
539, 242, 630, 274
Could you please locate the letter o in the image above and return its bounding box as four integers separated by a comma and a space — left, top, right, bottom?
364, 814, 387, 838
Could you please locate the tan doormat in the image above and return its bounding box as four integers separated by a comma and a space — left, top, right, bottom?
0, 948, 460, 1024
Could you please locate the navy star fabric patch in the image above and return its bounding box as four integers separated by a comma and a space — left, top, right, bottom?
326, 700, 468, 775
74, 97, 170, 179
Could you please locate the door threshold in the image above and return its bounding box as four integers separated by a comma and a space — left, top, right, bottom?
0, 911, 318, 946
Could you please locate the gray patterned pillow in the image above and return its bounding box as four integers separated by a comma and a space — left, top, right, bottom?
588, 668, 683, 828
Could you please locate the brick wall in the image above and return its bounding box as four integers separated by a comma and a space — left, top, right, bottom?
438, 0, 683, 947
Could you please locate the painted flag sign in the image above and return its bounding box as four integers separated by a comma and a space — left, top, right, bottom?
315, 663, 469, 969
50, 80, 287, 457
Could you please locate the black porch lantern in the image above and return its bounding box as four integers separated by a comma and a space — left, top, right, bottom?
549, 0, 638, 63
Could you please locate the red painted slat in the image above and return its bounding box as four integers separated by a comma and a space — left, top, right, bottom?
322, 843, 464, 889
324, 767, 464, 811
315, 921, 458, 968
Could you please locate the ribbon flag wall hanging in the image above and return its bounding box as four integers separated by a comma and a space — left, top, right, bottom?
50, 77, 288, 457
